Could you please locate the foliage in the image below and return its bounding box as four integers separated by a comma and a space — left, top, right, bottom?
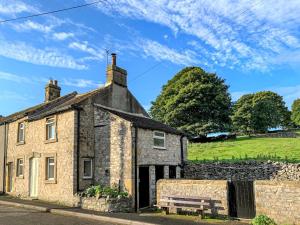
232, 91, 290, 134
251, 215, 277, 225
188, 136, 300, 163
150, 67, 232, 136
291, 99, 300, 126
83, 184, 128, 198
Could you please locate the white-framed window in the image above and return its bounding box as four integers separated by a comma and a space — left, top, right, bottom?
17, 158, 24, 177
153, 131, 166, 149
46, 118, 56, 140
83, 159, 93, 179
46, 157, 55, 180
17, 122, 25, 143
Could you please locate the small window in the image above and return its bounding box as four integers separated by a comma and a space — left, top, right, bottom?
17, 159, 24, 177
17, 122, 25, 143
153, 131, 166, 149
46, 157, 55, 180
83, 159, 93, 179
46, 118, 56, 140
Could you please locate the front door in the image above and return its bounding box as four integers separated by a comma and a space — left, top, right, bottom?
29, 158, 39, 198
139, 167, 150, 208
6, 163, 13, 192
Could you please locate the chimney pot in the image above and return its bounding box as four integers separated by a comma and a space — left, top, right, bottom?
111, 53, 116, 66
54, 80, 58, 86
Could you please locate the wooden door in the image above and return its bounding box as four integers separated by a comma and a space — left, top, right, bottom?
6, 163, 13, 192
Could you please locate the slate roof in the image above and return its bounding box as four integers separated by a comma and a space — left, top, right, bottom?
94, 104, 184, 135
0, 86, 110, 125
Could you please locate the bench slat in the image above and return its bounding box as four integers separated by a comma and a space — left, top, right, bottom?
161, 195, 211, 200
159, 199, 209, 206
160, 205, 205, 210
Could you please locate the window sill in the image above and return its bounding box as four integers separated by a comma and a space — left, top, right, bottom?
45, 179, 56, 184
153, 146, 167, 150
44, 139, 57, 144
83, 177, 93, 180
16, 141, 25, 146
16, 175, 24, 179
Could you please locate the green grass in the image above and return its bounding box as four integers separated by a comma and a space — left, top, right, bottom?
188, 136, 300, 163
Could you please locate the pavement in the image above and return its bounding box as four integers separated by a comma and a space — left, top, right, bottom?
0, 195, 249, 225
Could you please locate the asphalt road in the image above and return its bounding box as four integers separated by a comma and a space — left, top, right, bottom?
0, 204, 120, 225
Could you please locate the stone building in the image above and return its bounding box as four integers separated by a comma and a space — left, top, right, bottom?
0, 54, 187, 209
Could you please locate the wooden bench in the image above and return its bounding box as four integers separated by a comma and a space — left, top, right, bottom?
158, 195, 211, 218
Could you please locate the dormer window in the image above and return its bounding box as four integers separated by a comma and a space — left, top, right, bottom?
17, 122, 25, 143
46, 118, 56, 140
153, 131, 166, 149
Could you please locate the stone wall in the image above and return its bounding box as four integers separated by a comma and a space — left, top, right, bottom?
157, 179, 228, 216
255, 181, 300, 225
185, 161, 300, 181
79, 196, 132, 213
6, 110, 77, 206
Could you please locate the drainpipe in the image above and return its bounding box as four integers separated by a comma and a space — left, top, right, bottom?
134, 126, 138, 212
180, 135, 185, 177
73, 107, 81, 192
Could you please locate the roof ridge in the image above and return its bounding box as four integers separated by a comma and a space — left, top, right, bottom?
94, 103, 148, 118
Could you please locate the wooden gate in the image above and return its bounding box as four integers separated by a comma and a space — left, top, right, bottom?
228, 181, 255, 219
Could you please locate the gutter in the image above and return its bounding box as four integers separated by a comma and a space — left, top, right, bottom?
134, 126, 138, 212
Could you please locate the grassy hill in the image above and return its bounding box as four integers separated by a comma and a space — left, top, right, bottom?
188, 136, 300, 163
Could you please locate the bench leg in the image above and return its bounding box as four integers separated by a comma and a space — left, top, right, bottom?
162, 207, 169, 215
197, 210, 204, 219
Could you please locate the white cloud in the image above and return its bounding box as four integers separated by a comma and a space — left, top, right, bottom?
0, 91, 28, 101
89, 0, 300, 71
62, 78, 103, 88
0, 71, 32, 83
0, 39, 87, 70
0, 0, 38, 15
138, 39, 200, 65
12, 20, 53, 33
69, 41, 104, 60
52, 32, 74, 41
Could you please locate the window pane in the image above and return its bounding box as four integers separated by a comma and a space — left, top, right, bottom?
47, 158, 55, 179
84, 160, 92, 177
154, 132, 165, 137
17, 159, 23, 176
18, 123, 24, 142
46, 123, 55, 140
154, 138, 165, 147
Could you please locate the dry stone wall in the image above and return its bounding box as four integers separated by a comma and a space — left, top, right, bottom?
185, 161, 300, 181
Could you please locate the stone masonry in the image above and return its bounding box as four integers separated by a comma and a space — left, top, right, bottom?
185, 161, 300, 181
255, 181, 300, 225
157, 179, 228, 216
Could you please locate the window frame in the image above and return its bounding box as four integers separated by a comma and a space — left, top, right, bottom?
153, 131, 166, 149
46, 157, 55, 181
83, 158, 93, 179
16, 158, 24, 178
45, 117, 56, 141
17, 122, 25, 144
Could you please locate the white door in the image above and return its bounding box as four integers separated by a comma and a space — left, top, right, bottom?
29, 158, 39, 198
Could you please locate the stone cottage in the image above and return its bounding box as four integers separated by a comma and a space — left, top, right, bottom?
0, 54, 187, 209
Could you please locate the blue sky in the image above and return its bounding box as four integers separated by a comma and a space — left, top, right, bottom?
1, 0, 300, 116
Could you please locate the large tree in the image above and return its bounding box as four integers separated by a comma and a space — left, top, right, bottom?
291, 99, 300, 126
232, 91, 290, 134
150, 67, 231, 136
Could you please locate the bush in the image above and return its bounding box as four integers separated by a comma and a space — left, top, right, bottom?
82, 184, 128, 198
251, 215, 276, 225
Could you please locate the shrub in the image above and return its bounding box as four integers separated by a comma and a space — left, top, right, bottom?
82, 184, 128, 198
251, 215, 276, 225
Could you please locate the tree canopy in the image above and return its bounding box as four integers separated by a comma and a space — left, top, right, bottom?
150, 67, 231, 136
232, 91, 290, 134
291, 99, 300, 126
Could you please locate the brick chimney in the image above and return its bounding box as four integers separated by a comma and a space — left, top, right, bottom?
106, 53, 127, 87
45, 79, 61, 102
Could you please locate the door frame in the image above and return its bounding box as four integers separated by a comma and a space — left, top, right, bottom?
29, 157, 39, 198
